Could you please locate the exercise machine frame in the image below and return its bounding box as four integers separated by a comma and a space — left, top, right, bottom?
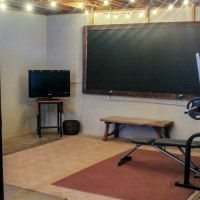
175, 133, 200, 190
118, 139, 199, 175
118, 133, 200, 190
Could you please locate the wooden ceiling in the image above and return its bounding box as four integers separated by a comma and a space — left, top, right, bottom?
1, 0, 199, 15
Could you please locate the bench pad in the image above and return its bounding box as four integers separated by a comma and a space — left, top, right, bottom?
129, 137, 156, 145
154, 139, 200, 148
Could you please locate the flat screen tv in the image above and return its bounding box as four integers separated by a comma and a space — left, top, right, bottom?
29, 70, 70, 98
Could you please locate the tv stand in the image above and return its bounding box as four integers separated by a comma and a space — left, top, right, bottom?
36, 99, 63, 138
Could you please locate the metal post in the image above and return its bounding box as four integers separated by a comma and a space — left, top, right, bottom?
175, 133, 200, 190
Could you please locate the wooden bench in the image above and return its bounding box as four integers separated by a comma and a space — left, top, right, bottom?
100, 116, 174, 141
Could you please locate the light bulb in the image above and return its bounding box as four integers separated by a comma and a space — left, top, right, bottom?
114, 14, 119, 19
50, 1, 57, 8
84, 10, 89, 15
106, 13, 111, 18
78, 2, 84, 9
130, 0, 135, 3
0, 3, 6, 10
126, 13, 130, 18
183, 0, 189, 6
25, 3, 33, 12
139, 11, 144, 18
152, 9, 157, 15
103, 0, 109, 6
168, 4, 174, 10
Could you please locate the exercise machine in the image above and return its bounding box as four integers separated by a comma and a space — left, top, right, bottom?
175, 97, 200, 190
118, 97, 200, 190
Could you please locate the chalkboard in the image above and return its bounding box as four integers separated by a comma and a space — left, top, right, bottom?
83, 22, 200, 99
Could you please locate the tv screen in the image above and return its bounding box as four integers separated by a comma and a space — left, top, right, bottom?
29, 70, 70, 98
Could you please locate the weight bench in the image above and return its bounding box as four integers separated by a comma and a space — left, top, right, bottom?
118, 137, 200, 175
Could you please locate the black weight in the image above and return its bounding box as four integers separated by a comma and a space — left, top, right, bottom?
186, 97, 200, 120
63, 120, 80, 135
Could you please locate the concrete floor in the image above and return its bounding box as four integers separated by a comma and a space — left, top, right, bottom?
4, 184, 61, 200
3, 131, 61, 155
3, 131, 63, 200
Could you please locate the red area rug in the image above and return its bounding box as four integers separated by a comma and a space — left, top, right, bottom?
53, 149, 200, 200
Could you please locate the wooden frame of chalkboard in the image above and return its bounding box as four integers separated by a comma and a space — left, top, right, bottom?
83, 22, 200, 100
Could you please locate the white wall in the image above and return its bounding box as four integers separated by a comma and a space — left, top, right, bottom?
93, 10, 148, 25
0, 10, 47, 140
1, 7, 198, 140
150, 7, 193, 22
46, 8, 200, 140
93, 7, 194, 24
196, 7, 200, 20
46, 14, 87, 125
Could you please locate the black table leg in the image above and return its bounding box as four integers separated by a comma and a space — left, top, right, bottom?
36, 104, 38, 136
60, 106, 63, 137
59, 104, 63, 137
56, 104, 63, 137
37, 104, 41, 138
57, 104, 60, 135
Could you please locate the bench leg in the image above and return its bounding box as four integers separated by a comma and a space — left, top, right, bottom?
164, 126, 172, 138
114, 123, 120, 138
103, 123, 110, 141
153, 127, 162, 139
103, 123, 120, 141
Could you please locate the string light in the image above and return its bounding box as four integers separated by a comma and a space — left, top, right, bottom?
50, 1, 57, 8
168, 4, 174, 10
103, 0, 109, 6
114, 14, 119, 19
0, 2, 6, 10
152, 9, 157, 15
0, 0, 191, 16
183, 0, 189, 6
78, 2, 84, 9
25, 3, 33, 12
106, 13, 111, 18
139, 11, 144, 18
84, 10, 89, 15
0, 1, 181, 17
126, 13, 130, 18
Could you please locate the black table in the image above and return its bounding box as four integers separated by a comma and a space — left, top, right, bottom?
36, 99, 63, 138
